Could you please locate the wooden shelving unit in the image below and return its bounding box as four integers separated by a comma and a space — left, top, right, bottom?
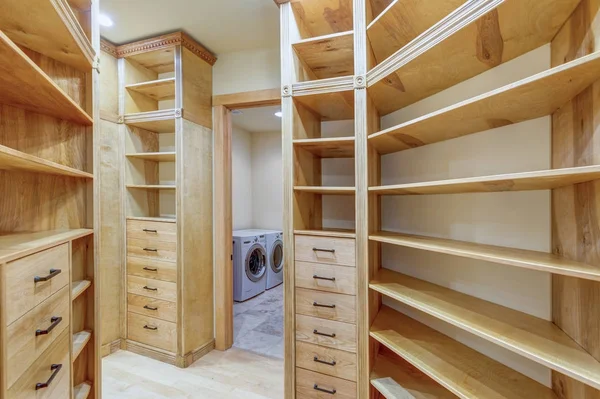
0, 144, 94, 178
126, 184, 177, 190
123, 110, 177, 133
73, 280, 93, 301
73, 330, 93, 361
125, 77, 176, 101
294, 186, 356, 195
293, 137, 355, 158
293, 229, 357, 239
126, 152, 177, 162
292, 31, 354, 80
74, 382, 93, 399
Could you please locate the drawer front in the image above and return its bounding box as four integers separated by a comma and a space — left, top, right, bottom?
296, 314, 356, 353
127, 238, 177, 262
128, 256, 177, 283
128, 293, 177, 323
5, 244, 70, 325
296, 288, 356, 324
128, 312, 177, 353
127, 219, 177, 242
296, 262, 356, 295
296, 368, 356, 399
295, 235, 355, 267
128, 275, 177, 302
8, 330, 71, 399
296, 341, 357, 382
7, 285, 70, 388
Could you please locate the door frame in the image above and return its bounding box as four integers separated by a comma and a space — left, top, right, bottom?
212, 88, 282, 350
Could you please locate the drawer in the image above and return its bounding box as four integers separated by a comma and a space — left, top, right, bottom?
296, 288, 356, 324
296, 368, 356, 399
5, 244, 70, 325
296, 341, 357, 382
8, 330, 71, 399
127, 219, 177, 243
128, 293, 177, 323
296, 314, 356, 353
6, 285, 70, 388
127, 238, 177, 262
296, 261, 356, 295
128, 312, 177, 353
128, 256, 177, 283
295, 235, 355, 267
128, 275, 177, 302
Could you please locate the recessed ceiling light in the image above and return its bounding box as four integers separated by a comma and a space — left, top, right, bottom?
274, 111, 282, 118
99, 13, 114, 27
231, 110, 243, 115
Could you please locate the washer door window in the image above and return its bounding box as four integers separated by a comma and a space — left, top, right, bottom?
271, 240, 283, 273
245, 244, 267, 282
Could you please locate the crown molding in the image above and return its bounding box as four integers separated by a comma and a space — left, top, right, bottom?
100, 38, 118, 57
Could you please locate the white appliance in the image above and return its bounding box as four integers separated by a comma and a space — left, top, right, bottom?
264, 230, 283, 289
233, 230, 268, 302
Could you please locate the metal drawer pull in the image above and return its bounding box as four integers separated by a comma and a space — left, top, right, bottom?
143, 229, 158, 233
143, 267, 158, 272
313, 275, 335, 282
144, 305, 158, 311
143, 325, 158, 331
314, 356, 336, 366
313, 302, 336, 309
143, 286, 158, 291
34, 269, 61, 283
143, 248, 158, 252
313, 329, 336, 338
313, 384, 336, 395
313, 247, 335, 253
35, 316, 63, 336
35, 364, 62, 390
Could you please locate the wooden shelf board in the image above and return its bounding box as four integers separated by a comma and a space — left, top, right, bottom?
0, 144, 93, 178
294, 186, 356, 195
371, 306, 557, 399
73, 382, 92, 399
126, 185, 176, 190
370, 51, 600, 153
0, 229, 93, 264
126, 78, 176, 101
370, 269, 600, 390
293, 31, 354, 80
126, 152, 176, 162
72, 280, 92, 301
72, 330, 92, 362
290, 0, 353, 39
0, 31, 93, 125
127, 216, 177, 224
126, 48, 175, 74
294, 228, 356, 239
368, 0, 582, 115
293, 137, 355, 158
371, 231, 600, 281
369, 166, 600, 195
294, 90, 354, 121
0, 0, 94, 71
124, 110, 177, 133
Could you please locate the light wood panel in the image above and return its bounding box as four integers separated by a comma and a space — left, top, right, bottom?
181, 47, 213, 129
126, 152, 176, 162
126, 78, 176, 101
295, 186, 356, 195
371, 231, 600, 281
296, 367, 357, 399
212, 88, 280, 108
290, 0, 354, 39
124, 110, 177, 133
296, 314, 357, 353
72, 280, 92, 301
293, 31, 355, 80
294, 229, 356, 238
294, 90, 355, 121
294, 137, 355, 158
370, 50, 600, 153
126, 184, 176, 190
295, 235, 356, 267
371, 306, 558, 399
296, 261, 357, 295
127, 216, 176, 223
370, 166, 600, 195
127, 312, 177, 353
73, 330, 92, 361
0, 143, 92, 178
371, 269, 600, 389
0, 31, 93, 125
296, 288, 357, 323
73, 382, 92, 399
126, 48, 175, 74
296, 341, 357, 381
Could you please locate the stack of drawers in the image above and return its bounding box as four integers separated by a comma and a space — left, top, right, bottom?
126, 219, 178, 353
2, 244, 71, 398
294, 234, 357, 399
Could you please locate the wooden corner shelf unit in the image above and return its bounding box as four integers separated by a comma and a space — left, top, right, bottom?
280, 0, 600, 398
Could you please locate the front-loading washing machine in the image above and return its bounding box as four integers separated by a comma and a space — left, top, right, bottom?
264, 230, 283, 289
233, 230, 267, 302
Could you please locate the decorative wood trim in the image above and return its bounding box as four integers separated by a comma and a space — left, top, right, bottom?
101, 339, 122, 357
212, 88, 281, 108
179, 339, 215, 367
293, 75, 355, 96
100, 38, 118, 57
124, 340, 177, 365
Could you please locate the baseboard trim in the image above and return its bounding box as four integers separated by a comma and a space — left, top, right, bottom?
179, 339, 216, 367
124, 340, 177, 365
101, 339, 122, 357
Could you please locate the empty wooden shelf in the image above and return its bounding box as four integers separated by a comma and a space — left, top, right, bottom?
370, 269, 600, 389
126, 184, 176, 190
294, 89, 355, 121
126, 216, 177, 223
0, 229, 93, 264
293, 228, 357, 239
370, 166, 600, 195
72, 330, 93, 362
371, 306, 557, 399
294, 186, 356, 195
0, 31, 93, 125
293, 137, 355, 158
124, 110, 178, 133
72, 280, 92, 301
126, 152, 177, 162
371, 231, 600, 281
0, 144, 93, 178
290, 0, 353, 39
293, 31, 354, 80
370, 51, 600, 154
73, 382, 92, 399
126, 78, 176, 101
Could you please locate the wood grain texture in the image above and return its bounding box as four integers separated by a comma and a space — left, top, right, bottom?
127, 275, 177, 302
296, 340, 357, 381
295, 185, 356, 195
293, 31, 355, 80
294, 137, 355, 158
127, 257, 177, 283
295, 235, 356, 266
124, 58, 159, 114
0, 229, 92, 264
126, 78, 176, 101
296, 314, 357, 353
296, 367, 357, 399
296, 288, 356, 323
126, 152, 176, 162
124, 110, 177, 133
294, 90, 355, 121
181, 47, 213, 129
0, 143, 92, 178
294, 229, 356, 238
100, 49, 119, 120
291, 0, 354, 39
296, 261, 357, 295
128, 293, 177, 323
127, 312, 177, 353
212, 88, 280, 108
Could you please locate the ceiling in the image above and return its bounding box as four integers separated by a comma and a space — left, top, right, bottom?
100, 0, 280, 55
232, 106, 282, 133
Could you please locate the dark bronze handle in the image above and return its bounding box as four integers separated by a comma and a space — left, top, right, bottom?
314, 356, 336, 366
143, 248, 158, 252
143, 286, 158, 291
34, 269, 61, 283
313, 302, 336, 309
144, 305, 158, 311
313, 275, 335, 282
143, 229, 157, 233
35, 364, 62, 390
144, 325, 158, 331
313, 247, 335, 253
36, 316, 62, 336
314, 329, 336, 338
314, 384, 336, 395
143, 267, 158, 272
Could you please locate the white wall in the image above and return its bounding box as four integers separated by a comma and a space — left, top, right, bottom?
251, 131, 283, 230
379, 45, 553, 386
213, 47, 281, 95
232, 126, 254, 230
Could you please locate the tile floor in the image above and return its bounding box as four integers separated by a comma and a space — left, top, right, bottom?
233, 283, 284, 359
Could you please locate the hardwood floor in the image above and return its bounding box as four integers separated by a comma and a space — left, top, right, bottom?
102, 348, 284, 398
